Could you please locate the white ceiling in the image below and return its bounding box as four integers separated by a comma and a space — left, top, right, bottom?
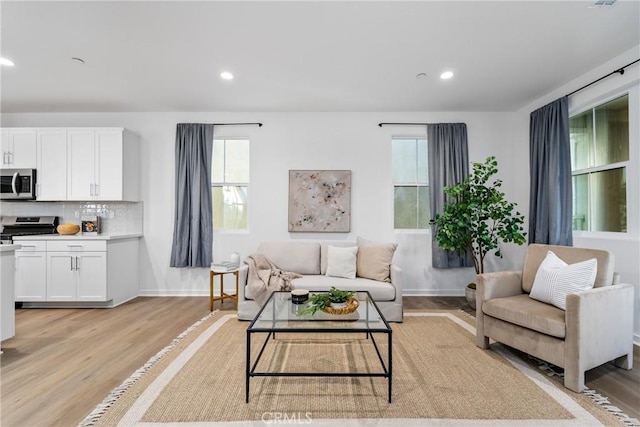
1, 1, 639, 113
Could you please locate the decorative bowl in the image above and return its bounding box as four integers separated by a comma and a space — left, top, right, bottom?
57, 223, 80, 235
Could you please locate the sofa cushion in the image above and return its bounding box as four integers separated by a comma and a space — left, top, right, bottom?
244, 275, 396, 301
356, 237, 397, 282
483, 294, 566, 339
293, 276, 396, 301
320, 241, 357, 275
325, 245, 358, 279
258, 241, 320, 275
529, 251, 597, 310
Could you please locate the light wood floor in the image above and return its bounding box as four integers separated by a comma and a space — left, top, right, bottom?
1, 296, 638, 426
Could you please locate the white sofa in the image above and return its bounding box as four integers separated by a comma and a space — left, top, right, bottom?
236, 241, 403, 322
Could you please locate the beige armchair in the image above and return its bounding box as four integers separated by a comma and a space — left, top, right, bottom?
476, 243, 634, 392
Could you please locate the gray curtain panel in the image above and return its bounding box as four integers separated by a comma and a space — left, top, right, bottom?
428, 123, 473, 269
170, 123, 214, 267
529, 96, 573, 246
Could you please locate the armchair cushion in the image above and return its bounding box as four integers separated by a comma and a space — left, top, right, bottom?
529, 251, 597, 310
483, 294, 566, 338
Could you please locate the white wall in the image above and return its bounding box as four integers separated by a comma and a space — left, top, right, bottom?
1, 111, 520, 299
511, 46, 640, 344
3, 45, 636, 341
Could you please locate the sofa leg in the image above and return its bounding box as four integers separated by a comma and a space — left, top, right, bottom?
476, 335, 490, 349
564, 366, 585, 393
614, 352, 633, 370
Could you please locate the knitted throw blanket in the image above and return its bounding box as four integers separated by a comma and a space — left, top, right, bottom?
245, 253, 302, 306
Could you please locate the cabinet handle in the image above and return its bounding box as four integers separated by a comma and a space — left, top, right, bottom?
36, 183, 40, 197
95, 183, 99, 196
9, 151, 13, 164
75, 256, 79, 271
70, 256, 74, 271
2, 152, 6, 164
89, 183, 94, 196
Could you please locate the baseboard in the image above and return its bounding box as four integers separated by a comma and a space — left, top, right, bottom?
21, 300, 115, 309
401, 289, 465, 297
139, 289, 210, 297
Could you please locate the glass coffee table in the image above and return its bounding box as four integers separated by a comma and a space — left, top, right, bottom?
245, 290, 392, 403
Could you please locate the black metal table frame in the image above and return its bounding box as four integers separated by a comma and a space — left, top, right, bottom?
245, 291, 392, 403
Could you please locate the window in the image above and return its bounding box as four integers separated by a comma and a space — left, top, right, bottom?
212, 138, 249, 230
570, 94, 628, 232
392, 137, 429, 229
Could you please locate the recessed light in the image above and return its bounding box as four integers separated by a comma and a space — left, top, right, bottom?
416, 72, 427, 79
71, 57, 85, 64
440, 71, 454, 80
0, 57, 15, 67
220, 72, 234, 80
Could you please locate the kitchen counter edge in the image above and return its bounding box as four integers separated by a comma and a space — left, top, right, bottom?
13, 233, 143, 241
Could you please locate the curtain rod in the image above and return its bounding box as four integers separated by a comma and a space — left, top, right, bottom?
566, 58, 639, 97
378, 122, 433, 127
213, 122, 263, 127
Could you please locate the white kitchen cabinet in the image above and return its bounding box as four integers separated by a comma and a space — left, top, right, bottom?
47, 249, 107, 301
14, 242, 47, 302
67, 128, 138, 201
14, 236, 139, 307
36, 128, 67, 200
1, 128, 37, 169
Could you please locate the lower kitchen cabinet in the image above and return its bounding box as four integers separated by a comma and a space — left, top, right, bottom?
47, 251, 107, 301
14, 237, 139, 307
15, 241, 47, 301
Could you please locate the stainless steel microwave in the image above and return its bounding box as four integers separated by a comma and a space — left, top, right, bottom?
0, 169, 37, 200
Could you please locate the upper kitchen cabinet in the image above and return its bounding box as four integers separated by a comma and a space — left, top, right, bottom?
67, 128, 139, 201
1, 128, 37, 169
36, 128, 67, 201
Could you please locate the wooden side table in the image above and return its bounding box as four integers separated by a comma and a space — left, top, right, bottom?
210, 269, 239, 311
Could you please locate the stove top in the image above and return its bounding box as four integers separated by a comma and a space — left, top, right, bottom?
0, 216, 59, 243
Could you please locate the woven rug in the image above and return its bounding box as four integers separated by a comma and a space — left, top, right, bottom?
81, 310, 629, 426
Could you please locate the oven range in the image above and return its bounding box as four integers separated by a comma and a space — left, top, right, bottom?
0, 216, 59, 244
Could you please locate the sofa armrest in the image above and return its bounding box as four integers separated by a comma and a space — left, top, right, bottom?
477, 270, 523, 301
475, 270, 523, 349
565, 283, 634, 374
237, 264, 249, 301
390, 264, 403, 299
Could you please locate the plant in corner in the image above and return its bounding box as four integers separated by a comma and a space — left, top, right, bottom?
430, 156, 527, 306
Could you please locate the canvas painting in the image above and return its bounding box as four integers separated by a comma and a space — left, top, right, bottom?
288, 170, 351, 232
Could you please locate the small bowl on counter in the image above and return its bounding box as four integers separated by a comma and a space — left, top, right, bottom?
57, 223, 81, 235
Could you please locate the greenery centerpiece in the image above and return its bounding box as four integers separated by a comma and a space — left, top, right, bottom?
300, 287, 356, 315
430, 156, 527, 301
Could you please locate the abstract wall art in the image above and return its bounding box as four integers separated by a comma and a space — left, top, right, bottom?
288, 170, 351, 232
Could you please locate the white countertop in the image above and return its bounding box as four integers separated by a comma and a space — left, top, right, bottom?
13, 233, 142, 241
0, 244, 21, 252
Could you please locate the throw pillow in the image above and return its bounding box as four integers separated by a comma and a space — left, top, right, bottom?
529, 250, 597, 310
325, 245, 358, 279
356, 236, 398, 282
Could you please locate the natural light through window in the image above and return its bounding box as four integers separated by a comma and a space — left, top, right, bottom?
212, 138, 249, 231
570, 94, 628, 232
392, 137, 429, 229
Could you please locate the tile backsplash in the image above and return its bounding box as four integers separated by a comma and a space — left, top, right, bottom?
0, 201, 143, 234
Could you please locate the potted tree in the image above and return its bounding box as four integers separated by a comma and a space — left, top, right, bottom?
430, 156, 527, 308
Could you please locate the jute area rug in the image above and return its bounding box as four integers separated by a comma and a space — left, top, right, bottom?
82, 310, 628, 427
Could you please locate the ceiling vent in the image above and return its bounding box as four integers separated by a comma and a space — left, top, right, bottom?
591, 0, 617, 7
